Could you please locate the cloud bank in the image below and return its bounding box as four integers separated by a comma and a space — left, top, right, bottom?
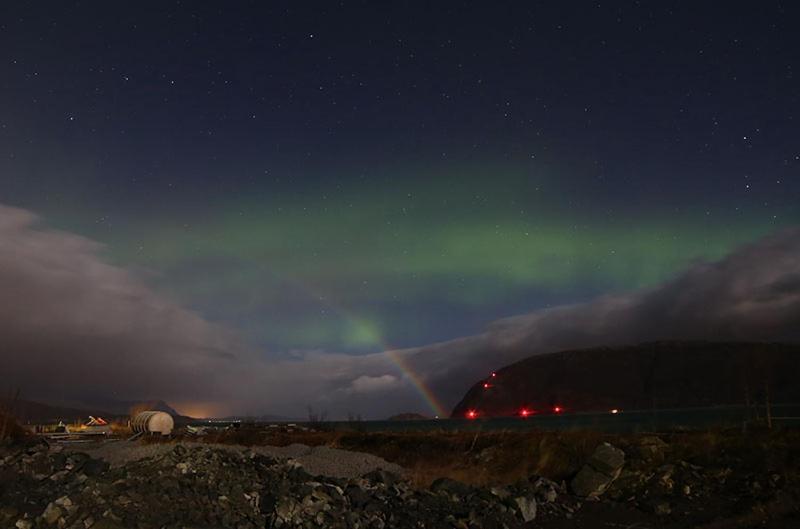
0, 205, 252, 411
3, 203, 799, 418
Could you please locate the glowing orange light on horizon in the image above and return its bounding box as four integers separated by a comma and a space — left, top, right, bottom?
169, 401, 226, 419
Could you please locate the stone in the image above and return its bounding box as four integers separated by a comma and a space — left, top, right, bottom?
345, 484, 371, 507
571, 443, 625, 498
81, 459, 108, 477
654, 501, 672, 516
362, 469, 399, 486
490, 486, 510, 499
275, 497, 300, 522
531, 477, 559, 503
89, 520, 123, 529
587, 443, 626, 475
638, 436, 668, 462
430, 477, 472, 497
15, 520, 33, 529
55, 495, 73, 507
50, 470, 70, 482
42, 503, 62, 525
572, 464, 614, 497
514, 495, 537, 522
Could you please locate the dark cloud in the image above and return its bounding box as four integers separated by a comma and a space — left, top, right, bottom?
0, 205, 251, 410
3, 203, 799, 419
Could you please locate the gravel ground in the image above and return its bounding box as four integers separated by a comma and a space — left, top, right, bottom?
68, 440, 405, 479
4, 442, 539, 528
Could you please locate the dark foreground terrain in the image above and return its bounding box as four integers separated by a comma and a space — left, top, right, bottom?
2, 427, 800, 528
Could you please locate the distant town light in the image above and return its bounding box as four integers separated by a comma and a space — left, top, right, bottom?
610, 408, 620, 414
491, 372, 497, 378
519, 408, 532, 417
553, 406, 563, 414
466, 409, 478, 419
483, 382, 492, 389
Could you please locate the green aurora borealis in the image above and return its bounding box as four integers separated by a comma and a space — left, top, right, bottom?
29, 162, 795, 355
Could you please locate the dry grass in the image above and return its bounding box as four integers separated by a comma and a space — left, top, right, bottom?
174, 427, 609, 486
153, 425, 800, 488
332, 430, 608, 487
1, 389, 27, 442
0, 410, 26, 441
110, 422, 133, 436
664, 427, 800, 474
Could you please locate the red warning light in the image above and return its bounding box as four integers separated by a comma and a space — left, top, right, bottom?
519, 408, 532, 418
491, 372, 497, 378
466, 409, 478, 419
553, 406, 563, 414
483, 382, 492, 389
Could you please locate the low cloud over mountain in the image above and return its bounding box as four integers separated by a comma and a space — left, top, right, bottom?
395, 227, 800, 411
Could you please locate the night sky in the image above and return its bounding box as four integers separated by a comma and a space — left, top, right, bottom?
2, 2, 799, 417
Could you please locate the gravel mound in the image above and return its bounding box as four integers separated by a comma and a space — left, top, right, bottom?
77, 441, 404, 479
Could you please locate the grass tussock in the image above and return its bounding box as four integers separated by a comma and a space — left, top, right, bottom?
0, 410, 26, 442
1, 389, 27, 442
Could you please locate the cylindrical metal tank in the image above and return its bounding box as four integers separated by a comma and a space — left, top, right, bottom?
131, 411, 174, 435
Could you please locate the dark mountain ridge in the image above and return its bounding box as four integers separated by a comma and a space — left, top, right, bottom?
0, 398, 104, 424
0, 397, 191, 424
451, 341, 800, 418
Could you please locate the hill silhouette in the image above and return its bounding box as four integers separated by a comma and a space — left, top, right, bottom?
451, 341, 800, 418
0, 397, 191, 424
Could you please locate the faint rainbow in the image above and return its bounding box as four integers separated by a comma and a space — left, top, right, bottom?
273, 273, 449, 417
384, 347, 448, 417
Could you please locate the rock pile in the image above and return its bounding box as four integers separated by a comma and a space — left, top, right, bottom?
3, 436, 795, 528
604, 435, 795, 520
1, 441, 570, 528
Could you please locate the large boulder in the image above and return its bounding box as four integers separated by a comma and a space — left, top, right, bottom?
637, 436, 668, 463
571, 442, 626, 497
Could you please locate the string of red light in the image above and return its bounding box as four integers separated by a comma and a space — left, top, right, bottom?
466, 370, 620, 419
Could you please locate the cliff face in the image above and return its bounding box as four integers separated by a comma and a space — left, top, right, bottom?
450, 341, 800, 418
